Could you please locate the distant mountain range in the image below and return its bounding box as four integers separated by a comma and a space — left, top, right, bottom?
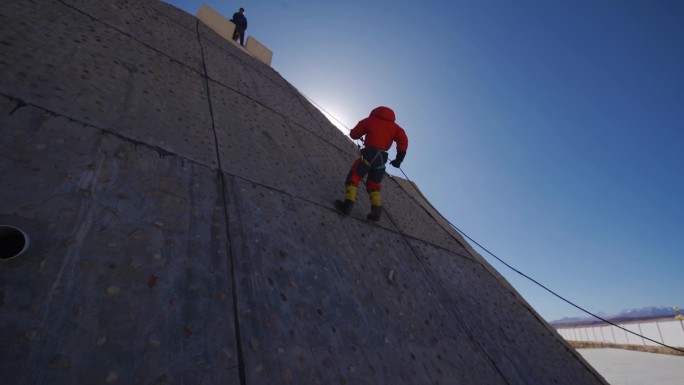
550, 306, 679, 326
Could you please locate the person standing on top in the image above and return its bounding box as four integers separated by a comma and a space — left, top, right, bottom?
231, 7, 247, 46
335, 106, 409, 222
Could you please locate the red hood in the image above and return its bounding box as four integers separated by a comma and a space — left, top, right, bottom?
369, 106, 395, 122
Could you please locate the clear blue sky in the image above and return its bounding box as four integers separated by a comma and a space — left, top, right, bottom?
166, 0, 683, 322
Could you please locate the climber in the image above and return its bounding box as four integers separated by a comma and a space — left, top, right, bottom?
334, 106, 408, 222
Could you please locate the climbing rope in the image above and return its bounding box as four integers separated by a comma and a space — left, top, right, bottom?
394, 166, 684, 354
309, 99, 684, 355
295, 89, 366, 151
297, 90, 351, 132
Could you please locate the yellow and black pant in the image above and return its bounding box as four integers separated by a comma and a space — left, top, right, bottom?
344, 147, 388, 206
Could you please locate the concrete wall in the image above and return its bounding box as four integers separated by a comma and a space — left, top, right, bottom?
0, 0, 607, 384
245, 36, 273, 66
197, 3, 235, 42
557, 319, 684, 350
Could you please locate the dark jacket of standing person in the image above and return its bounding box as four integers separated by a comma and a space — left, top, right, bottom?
231, 8, 247, 45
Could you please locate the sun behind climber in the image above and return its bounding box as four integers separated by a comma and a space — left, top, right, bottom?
335, 106, 408, 222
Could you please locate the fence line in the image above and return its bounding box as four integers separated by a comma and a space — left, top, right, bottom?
556, 318, 684, 349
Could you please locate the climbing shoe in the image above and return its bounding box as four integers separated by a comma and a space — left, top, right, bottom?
366, 205, 382, 222
334, 199, 354, 215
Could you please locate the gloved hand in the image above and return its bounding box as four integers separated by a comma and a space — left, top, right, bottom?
390, 151, 406, 168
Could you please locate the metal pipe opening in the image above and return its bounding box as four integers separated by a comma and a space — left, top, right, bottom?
0, 225, 30, 260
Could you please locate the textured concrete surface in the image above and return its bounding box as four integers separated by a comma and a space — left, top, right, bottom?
0, 0, 607, 384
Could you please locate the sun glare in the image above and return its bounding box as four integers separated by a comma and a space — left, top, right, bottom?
319, 108, 350, 134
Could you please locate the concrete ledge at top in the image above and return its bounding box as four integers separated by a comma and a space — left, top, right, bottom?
196, 4, 235, 42
245, 36, 273, 66
196, 4, 273, 67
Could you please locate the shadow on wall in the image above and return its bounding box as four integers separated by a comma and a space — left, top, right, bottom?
196, 3, 273, 66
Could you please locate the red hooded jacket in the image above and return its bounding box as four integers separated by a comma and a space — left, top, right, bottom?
349, 106, 408, 152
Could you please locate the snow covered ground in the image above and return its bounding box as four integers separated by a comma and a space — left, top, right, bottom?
577, 348, 684, 385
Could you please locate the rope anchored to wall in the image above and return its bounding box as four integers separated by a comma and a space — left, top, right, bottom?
306, 96, 684, 355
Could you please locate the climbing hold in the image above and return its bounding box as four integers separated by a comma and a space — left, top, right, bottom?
387, 268, 398, 284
